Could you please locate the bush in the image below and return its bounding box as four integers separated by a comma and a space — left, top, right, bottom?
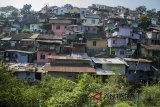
21, 29, 30, 33
114, 102, 131, 107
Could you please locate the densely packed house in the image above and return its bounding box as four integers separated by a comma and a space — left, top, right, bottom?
0, 4, 159, 83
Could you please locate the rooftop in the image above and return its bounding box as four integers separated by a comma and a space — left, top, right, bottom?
85, 14, 100, 19
91, 57, 128, 65
123, 58, 152, 63
37, 34, 63, 40
47, 55, 90, 61
8, 63, 35, 72
141, 44, 160, 51
44, 63, 95, 73
49, 19, 72, 24
6, 50, 35, 54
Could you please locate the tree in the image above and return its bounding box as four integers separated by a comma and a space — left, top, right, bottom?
0, 6, 18, 13
45, 74, 102, 107
138, 14, 151, 30
157, 11, 160, 24
114, 102, 132, 107
136, 6, 146, 14
140, 82, 160, 107
146, 9, 156, 19
20, 4, 32, 15
0, 62, 42, 107
11, 10, 19, 17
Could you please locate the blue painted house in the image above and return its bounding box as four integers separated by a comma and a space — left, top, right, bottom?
5, 50, 35, 63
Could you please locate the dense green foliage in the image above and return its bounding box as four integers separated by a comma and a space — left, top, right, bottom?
0, 62, 160, 107
138, 14, 151, 30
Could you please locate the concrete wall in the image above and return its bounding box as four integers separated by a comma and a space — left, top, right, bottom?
115, 48, 126, 58
36, 51, 51, 63
80, 8, 90, 18
52, 24, 67, 36
87, 39, 106, 49
30, 24, 43, 32
113, 27, 132, 37
108, 38, 127, 47
16, 72, 35, 83
85, 18, 100, 25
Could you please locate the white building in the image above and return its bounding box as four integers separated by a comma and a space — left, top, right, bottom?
30, 23, 43, 32
91, 57, 128, 75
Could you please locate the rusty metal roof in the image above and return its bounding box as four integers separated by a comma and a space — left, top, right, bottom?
44, 63, 95, 73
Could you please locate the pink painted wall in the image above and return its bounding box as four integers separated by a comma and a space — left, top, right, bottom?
52, 24, 67, 36
36, 51, 55, 63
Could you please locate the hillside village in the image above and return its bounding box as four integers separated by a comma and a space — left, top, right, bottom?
0, 4, 160, 84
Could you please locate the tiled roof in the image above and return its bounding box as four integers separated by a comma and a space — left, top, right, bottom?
44, 63, 95, 73
141, 44, 160, 51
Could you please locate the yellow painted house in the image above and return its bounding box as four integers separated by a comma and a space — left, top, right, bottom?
87, 38, 107, 55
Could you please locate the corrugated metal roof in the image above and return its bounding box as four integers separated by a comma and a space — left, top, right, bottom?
49, 19, 72, 24
44, 63, 95, 73
123, 58, 152, 63
6, 50, 35, 54
47, 55, 90, 60
91, 57, 128, 65
141, 44, 160, 51
1, 37, 11, 40
30, 34, 39, 39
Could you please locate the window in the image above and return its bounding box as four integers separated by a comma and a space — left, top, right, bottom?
113, 40, 116, 44
96, 63, 102, 68
40, 53, 45, 59
56, 25, 60, 30
92, 19, 95, 24
120, 51, 124, 55
93, 41, 96, 46
81, 11, 85, 14
26, 72, 30, 76
93, 28, 96, 31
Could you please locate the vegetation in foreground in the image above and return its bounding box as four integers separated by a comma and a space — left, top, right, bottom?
0, 62, 160, 107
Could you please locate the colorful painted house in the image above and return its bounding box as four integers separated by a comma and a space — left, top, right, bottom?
87, 38, 106, 55
83, 14, 101, 25
35, 34, 63, 65
49, 18, 72, 36
107, 36, 128, 57
67, 24, 98, 34
80, 8, 90, 18
5, 50, 35, 63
